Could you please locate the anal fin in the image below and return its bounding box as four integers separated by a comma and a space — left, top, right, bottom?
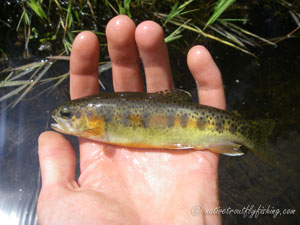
208, 143, 245, 156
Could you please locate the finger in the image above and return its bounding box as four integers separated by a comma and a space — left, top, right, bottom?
187, 47, 223, 224
69, 31, 105, 171
70, 31, 99, 100
135, 21, 174, 92
38, 131, 76, 187
187, 46, 226, 110
106, 15, 143, 92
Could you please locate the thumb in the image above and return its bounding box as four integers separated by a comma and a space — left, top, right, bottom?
38, 131, 77, 188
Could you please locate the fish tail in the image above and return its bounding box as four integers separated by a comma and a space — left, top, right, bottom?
251, 119, 277, 166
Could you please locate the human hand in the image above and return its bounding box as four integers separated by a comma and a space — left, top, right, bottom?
38, 15, 225, 225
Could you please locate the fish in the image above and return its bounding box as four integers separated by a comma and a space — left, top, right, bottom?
51, 89, 275, 160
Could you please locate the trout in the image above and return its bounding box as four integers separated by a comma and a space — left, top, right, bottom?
51, 90, 274, 159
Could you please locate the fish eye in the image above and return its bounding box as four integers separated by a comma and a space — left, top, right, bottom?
60, 107, 72, 118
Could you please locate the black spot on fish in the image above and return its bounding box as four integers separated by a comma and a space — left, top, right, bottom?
216, 121, 223, 133
229, 124, 237, 134
121, 109, 131, 127
197, 117, 206, 130
98, 106, 113, 122
180, 113, 189, 128
240, 126, 249, 136
103, 110, 113, 122
167, 114, 174, 128
141, 111, 150, 128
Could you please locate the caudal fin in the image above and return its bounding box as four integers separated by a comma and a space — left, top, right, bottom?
251, 119, 277, 166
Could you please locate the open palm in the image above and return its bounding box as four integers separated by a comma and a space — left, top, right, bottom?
37, 16, 225, 225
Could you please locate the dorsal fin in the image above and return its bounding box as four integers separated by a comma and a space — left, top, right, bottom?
150, 89, 193, 102
86, 90, 193, 102
231, 110, 243, 117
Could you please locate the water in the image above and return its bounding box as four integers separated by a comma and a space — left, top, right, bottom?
1, 39, 299, 224
0, 101, 40, 225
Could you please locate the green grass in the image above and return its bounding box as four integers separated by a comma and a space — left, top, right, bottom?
10, 0, 290, 56
26, 0, 48, 20
163, 0, 196, 26
204, 0, 236, 30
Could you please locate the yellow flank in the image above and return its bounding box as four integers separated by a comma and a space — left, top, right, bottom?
149, 115, 168, 127
129, 114, 142, 126
83, 116, 105, 138
173, 116, 181, 128
206, 123, 217, 130
186, 118, 197, 129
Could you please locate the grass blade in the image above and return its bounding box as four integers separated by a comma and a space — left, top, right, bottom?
7, 61, 45, 73
46, 56, 70, 60
26, 0, 48, 20
290, 10, 300, 26
163, 0, 194, 26
98, 61, 112, 90
0, 48, 7, 58
87, 0, 96, 21
63, 39, 72, 54
222, 21, 277, 46
169, 18, 256, 57
204, 0, 235, 30
103, 0, 119, 15
98, 61, 112, 74
0, 72, 14, 88
11, 63, 52, 108
7, 61, 46, 81
40, 73, 69, 84
164, 19, 190, 43
0, 84, 29, 101
118, 0, 132, 17
9, 67, 35, 81
49, 72, 69, 92
17, 9, 26, 31
0, 80, 33, 87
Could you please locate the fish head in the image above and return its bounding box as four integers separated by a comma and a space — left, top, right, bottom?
51, 102, 92, 136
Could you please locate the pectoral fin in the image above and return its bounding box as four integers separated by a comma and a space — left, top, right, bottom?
208, 143, 245, 156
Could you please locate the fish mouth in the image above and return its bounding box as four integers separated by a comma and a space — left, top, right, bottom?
51, 115, 63, 132
51, 115, 75, 133
50, 122, 63, 132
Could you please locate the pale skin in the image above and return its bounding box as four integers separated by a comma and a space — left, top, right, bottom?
37, 15, 225, 225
